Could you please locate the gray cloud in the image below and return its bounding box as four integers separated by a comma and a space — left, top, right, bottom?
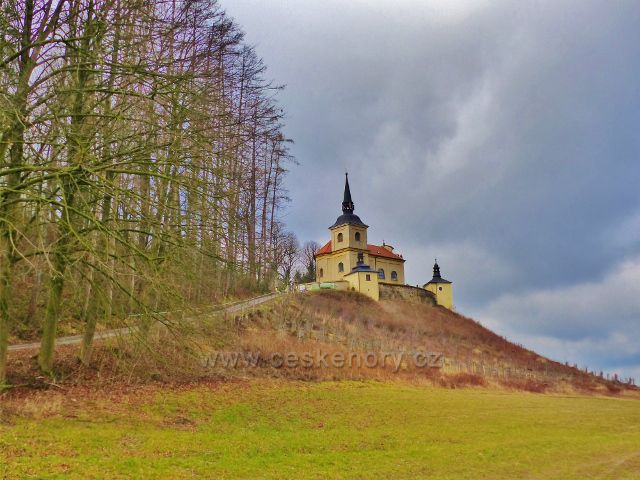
224, 0, 640, 377
477, 256, 640, 374
482, 256, 640, 339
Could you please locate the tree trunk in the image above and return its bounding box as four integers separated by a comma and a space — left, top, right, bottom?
38, 252, 66, 373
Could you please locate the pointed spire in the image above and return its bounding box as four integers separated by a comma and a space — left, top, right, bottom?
342, 172, 355, 214
433, 260, 441, 279
330, 172, 367, 229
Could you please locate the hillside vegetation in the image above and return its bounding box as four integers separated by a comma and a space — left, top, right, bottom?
238, 291, 636, 394
3, 291, 636, 396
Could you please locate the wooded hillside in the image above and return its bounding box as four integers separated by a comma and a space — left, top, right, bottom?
0, 0, 292, 381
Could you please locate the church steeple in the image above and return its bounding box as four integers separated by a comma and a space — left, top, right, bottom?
433, 259, 441, 279
427, 259, 451, 284
330, 172, 367, 229
342, 172, 355, 214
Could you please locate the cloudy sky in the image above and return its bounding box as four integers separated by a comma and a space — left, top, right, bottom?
223, 0, 640, 379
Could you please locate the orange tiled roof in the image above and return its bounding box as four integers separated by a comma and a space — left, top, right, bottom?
367, 244, 404, 260
316, 240, 332, 255
315, 241, 404, 261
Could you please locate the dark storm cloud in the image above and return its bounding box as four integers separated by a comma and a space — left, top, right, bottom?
224, 0, 640, 377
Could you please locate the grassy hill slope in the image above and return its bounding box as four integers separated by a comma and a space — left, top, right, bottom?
4, 290, 636, 396
234, 291, 634, 395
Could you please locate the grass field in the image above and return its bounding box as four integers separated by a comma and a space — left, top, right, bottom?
1, 381, 639, 479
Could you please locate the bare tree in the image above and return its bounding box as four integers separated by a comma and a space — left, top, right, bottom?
274, 229, 299, 288
0, 0, 293, 381
299, 240, 320, 283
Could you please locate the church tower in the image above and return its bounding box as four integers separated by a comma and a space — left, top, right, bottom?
423, 261, 454, 309
329, 173, 368, 251
313, 173, 406, 297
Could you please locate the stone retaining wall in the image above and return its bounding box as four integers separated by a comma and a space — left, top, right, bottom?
379, 284, 436, 305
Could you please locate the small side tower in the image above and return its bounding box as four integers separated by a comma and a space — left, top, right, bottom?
343, 251, 379, 301
423, 260, 453, 309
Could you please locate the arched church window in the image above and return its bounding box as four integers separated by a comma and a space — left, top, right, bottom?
391, 271, 398, 281
337, 232, 343, 243
355, 232, 361, 242
378, 268, 385, 279
319, 268, 323, 278
338, 262, 344, 272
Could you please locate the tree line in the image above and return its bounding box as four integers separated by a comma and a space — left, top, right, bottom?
0, 0, 294, 382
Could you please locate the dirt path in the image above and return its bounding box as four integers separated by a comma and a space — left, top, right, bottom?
7, 292, 280, 353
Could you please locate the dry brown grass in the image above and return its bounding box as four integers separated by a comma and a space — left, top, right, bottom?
284, 291, 636, 395
500, 377, 550, 393
439, 373, 487, 388
3, 290, 637, 405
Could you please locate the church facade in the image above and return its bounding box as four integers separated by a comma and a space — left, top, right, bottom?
314, 174, 407, 302
312, 174, 454, 308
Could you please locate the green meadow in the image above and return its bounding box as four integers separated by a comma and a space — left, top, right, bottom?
2, 381, 639, 479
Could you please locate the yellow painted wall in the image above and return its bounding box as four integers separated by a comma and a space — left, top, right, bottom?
345, 271, 359, 291
425, 283, 453, 310
345, 270, 379, 301
330, 224, 367, 251
316, 249, 405, 285
370, 257, 405, 284
316, 249, 365, 282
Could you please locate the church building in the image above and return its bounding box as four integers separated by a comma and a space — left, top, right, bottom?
314, 173, 406, 300
312, 173, 454, 309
